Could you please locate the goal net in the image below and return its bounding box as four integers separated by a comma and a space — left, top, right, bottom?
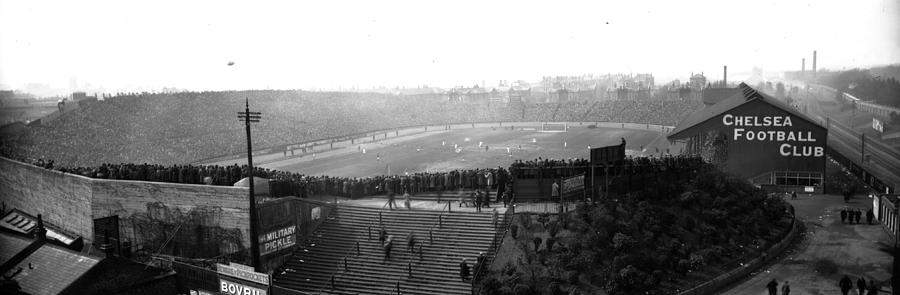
541, 122, 567, 132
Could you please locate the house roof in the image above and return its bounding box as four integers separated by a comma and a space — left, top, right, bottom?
11, 243, 101, 295
0, 234, 31, 264
0, 232, 101, 295
668, 83, 825, 139
1, 209, 79, 246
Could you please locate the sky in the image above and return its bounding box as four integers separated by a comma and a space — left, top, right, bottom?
1, 0, 899, 96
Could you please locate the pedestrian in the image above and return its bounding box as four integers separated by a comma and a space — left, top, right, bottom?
386, 192, 397, 210
857, 277, 867, 295
383, 235, 394, 261
841, 208, 848, 224
766, 279, 778, 295
502, 190, 510, 208
854, 208, 861, 224
458, 190, 469, 208
407, 232, 416, 253
551, 181, 560, 202
404, 192, 412, 210
866, 279, 878, 294
491, 208, 498, 227
459, 258, 469, 282
866, 209, 874, 225
474, 191, 482, 213
781, 281, 790, 295
839, 274, 853, 295
791, 191, 797, 200
379, 228, 388, 244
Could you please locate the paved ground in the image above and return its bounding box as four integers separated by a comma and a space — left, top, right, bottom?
724, 193, 893, 295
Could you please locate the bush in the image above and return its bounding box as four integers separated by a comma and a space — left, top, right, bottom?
548, 221, 560, 238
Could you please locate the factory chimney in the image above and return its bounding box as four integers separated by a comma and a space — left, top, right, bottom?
723, 65, 727, 86
813, 50, 817, 78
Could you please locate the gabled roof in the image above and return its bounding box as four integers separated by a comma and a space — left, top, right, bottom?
0, 232, 101, 295
12, 243, 101, 295
668, 83, 825, 139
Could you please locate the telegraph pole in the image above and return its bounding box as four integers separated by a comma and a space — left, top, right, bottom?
238, 98, 262, 271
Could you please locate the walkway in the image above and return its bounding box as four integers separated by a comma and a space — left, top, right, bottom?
723, 193, 893, 294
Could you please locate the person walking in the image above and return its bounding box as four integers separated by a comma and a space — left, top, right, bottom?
781, 281, 790, 295
839, 274, 853, 295
458, 190, 468, 208
459, 258, 469, 282
866, 279, 878, 294
857, 277, 867, 295
386, 192, 397, 210
841, 208, 848, 224
406, 232, 417, 254
551, 181, 560, 202
866, 209, 874, 225
403, 192, 412, 210
502, 190, 510, 208
383, 235, 394, 261
379, 228, 388, 244
854, 208, 861, 224
791, 191, 797, 200
766, 279, 778, 295
474, 190, 482, 213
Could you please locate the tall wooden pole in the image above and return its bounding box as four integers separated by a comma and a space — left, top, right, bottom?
239, 98, 262, 271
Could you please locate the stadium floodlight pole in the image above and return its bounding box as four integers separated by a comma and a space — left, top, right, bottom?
238, 98, 262, 272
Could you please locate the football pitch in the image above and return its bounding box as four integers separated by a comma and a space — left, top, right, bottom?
253, 124, 682, 178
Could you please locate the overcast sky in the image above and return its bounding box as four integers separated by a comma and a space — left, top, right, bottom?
1, 0, 898, 95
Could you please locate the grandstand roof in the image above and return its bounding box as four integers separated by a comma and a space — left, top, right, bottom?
668, 83, 825, 139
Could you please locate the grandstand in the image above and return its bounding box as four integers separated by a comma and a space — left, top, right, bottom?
0, 91, 701, 168
0, 89, 706, 295
274, 203, 504, 295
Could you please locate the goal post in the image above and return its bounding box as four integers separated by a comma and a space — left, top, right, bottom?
540, 122, 567, 132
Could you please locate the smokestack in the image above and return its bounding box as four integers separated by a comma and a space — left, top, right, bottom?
723, 65, 727, 86
802, 58, 806, 73
813, 50, 817, 77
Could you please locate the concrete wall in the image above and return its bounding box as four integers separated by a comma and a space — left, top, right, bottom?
0, 157, 252, 259
91, 179, 250, 258
0, 157, 94, 241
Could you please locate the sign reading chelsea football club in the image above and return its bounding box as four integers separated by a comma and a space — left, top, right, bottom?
722, 114, 824, 157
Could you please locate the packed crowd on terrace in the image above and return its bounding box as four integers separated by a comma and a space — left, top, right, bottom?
23, 157, 512, 199
0, 90, 701, 168
19, 151, 702, 201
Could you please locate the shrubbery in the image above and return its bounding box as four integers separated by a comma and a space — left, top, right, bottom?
480, 161, 791, 294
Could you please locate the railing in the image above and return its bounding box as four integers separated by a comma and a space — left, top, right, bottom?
309, 201, 393, 294
411, 202, 451, 270
471, 203, 516, 293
